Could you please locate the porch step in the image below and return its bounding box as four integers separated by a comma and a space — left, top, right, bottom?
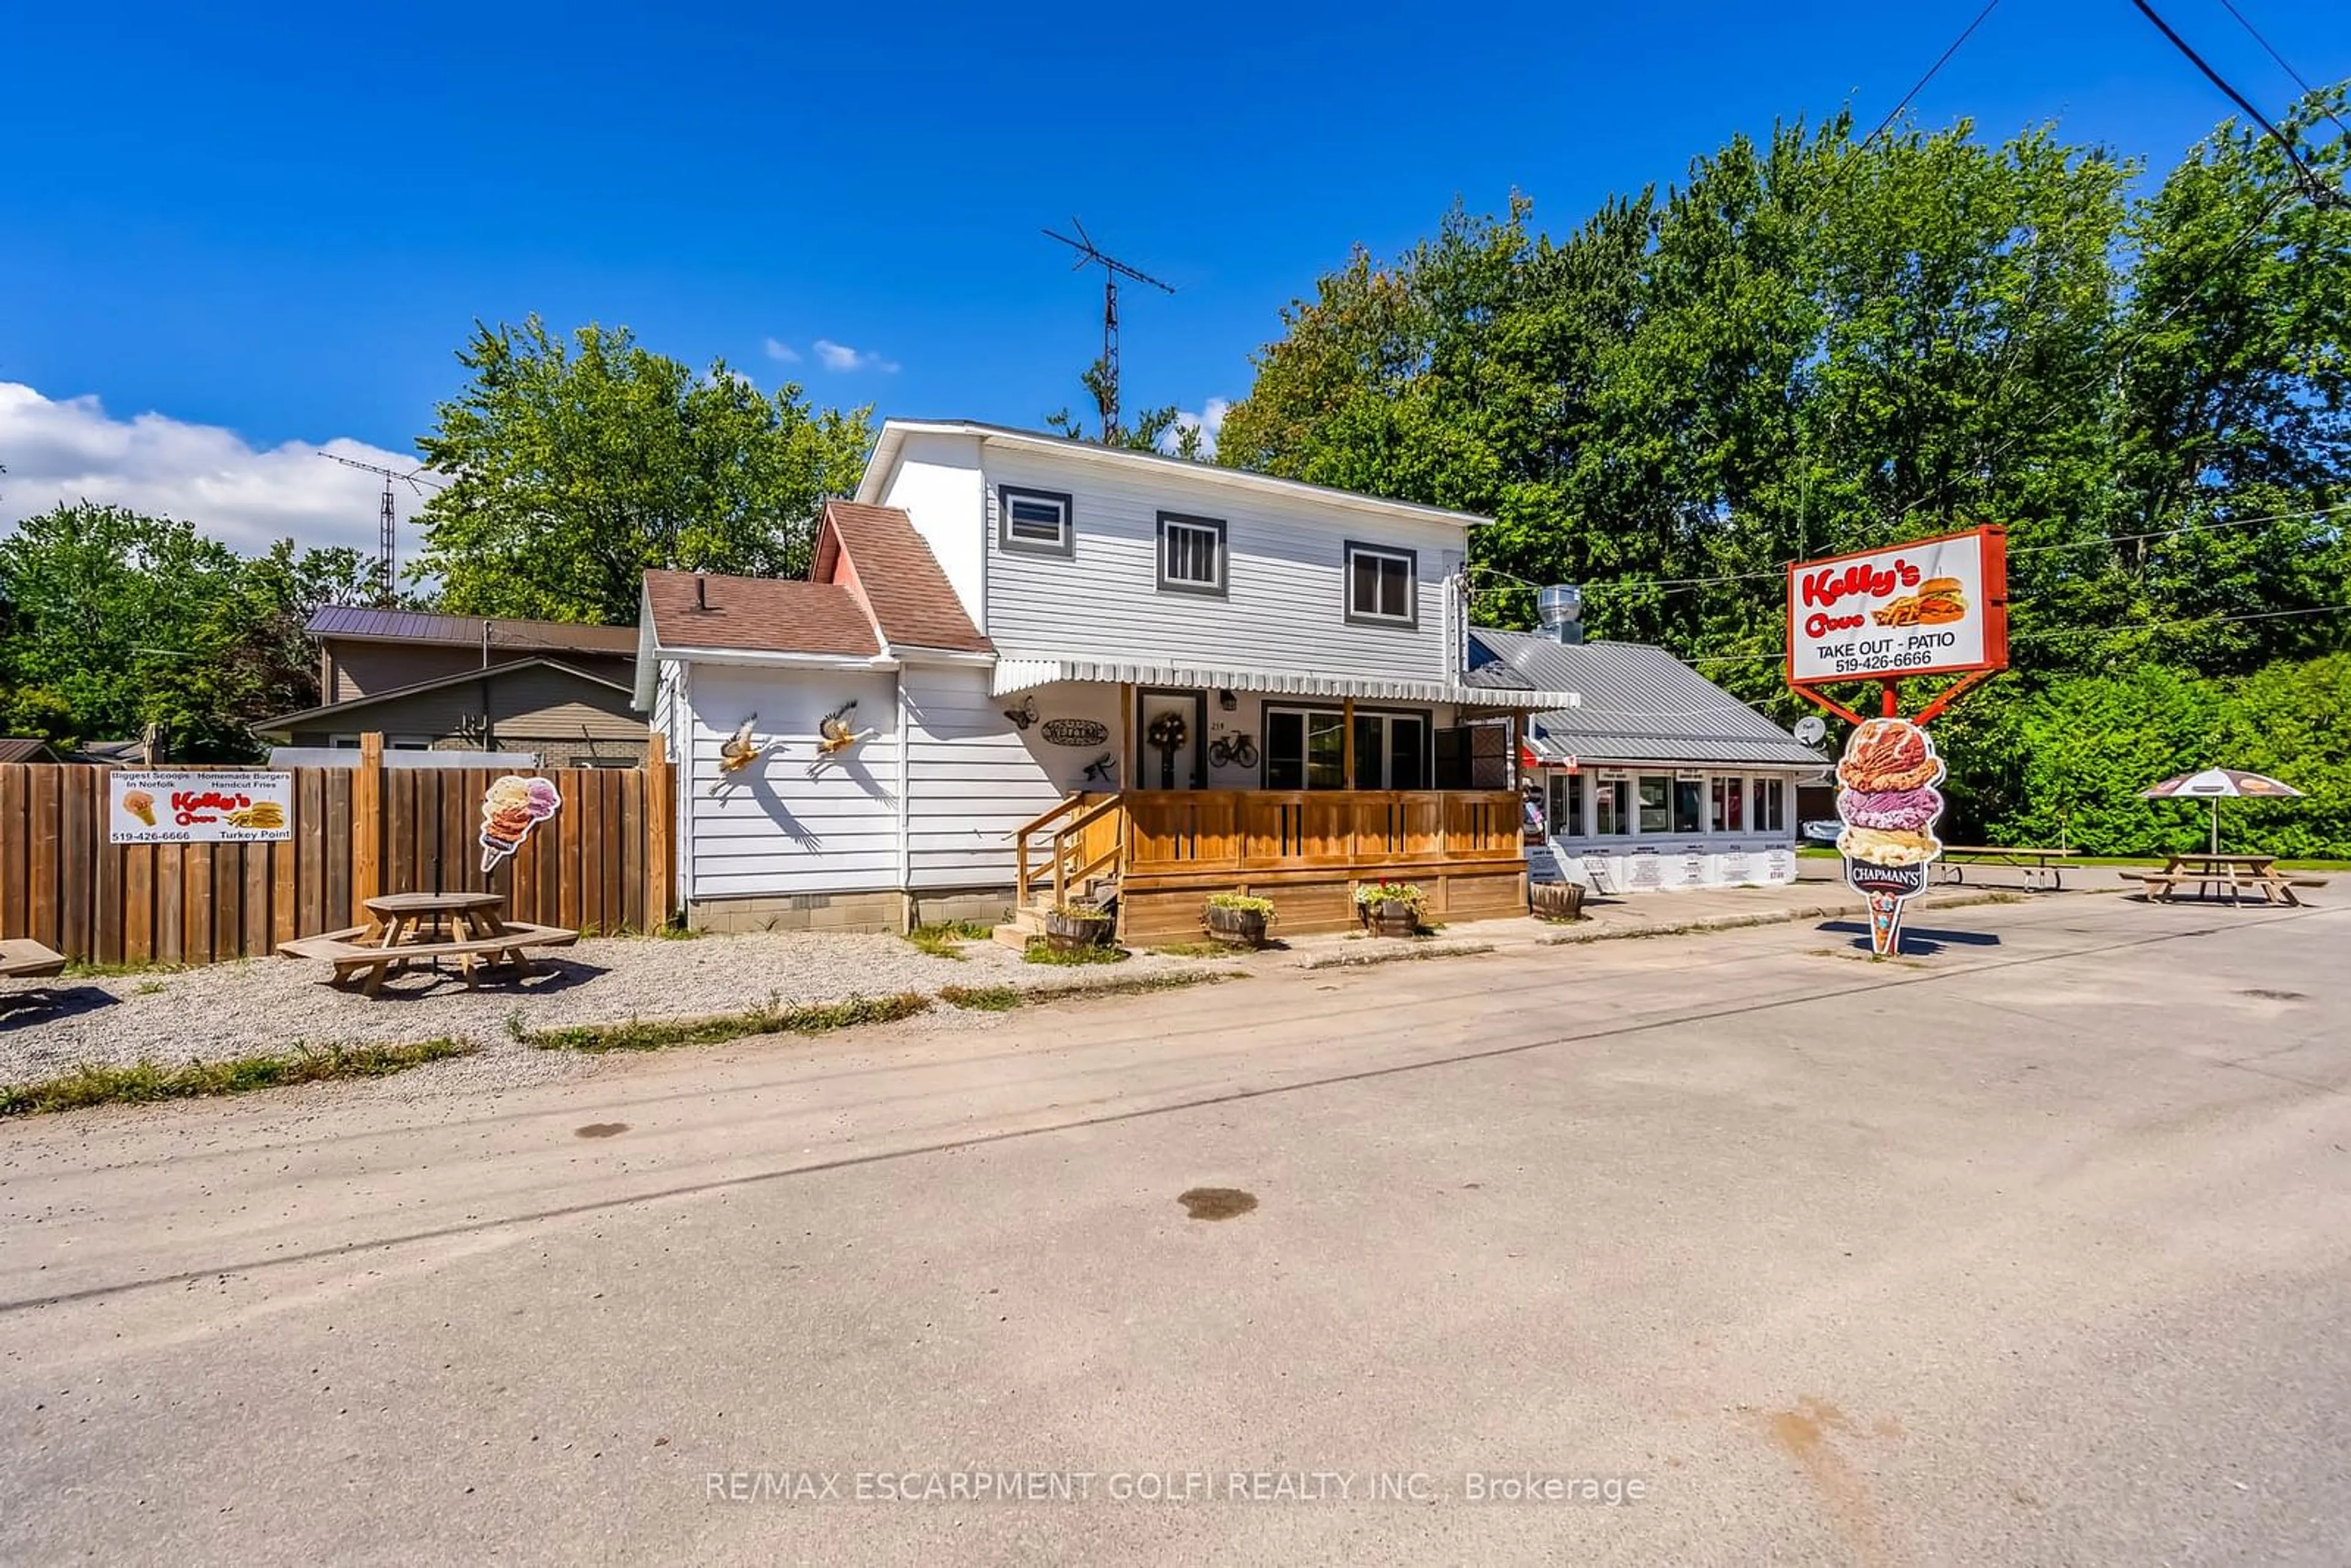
991, 879, 1122, 950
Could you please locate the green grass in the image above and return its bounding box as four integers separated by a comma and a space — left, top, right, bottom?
1300, 941, 1496, 970
522, 992, 932, 1053
1150, 940, 1244, 958
936, 983, 1023, 1011
943, 971, 1237, 1010
59, 958, 192, 979
903, 921, 995, 960
0, 1038, 476, 1119
1022, 937, 1128, 966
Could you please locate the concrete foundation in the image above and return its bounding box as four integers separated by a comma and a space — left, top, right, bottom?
686, 886, 1021, 936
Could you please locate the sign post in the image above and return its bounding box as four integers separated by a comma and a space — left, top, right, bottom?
1785, 526, 2008, 956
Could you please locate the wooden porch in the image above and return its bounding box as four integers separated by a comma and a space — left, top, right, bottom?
1013, 789, 1529, 945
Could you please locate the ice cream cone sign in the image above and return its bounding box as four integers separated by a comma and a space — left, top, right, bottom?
1834, 718, 1947, 956
479, 774, 561, 873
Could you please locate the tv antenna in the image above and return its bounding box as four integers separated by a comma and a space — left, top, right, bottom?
318, 452, 439, 604
1042, 218, 1174, 441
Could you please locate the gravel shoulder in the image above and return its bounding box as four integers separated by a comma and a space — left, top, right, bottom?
0, 931, 1232, 1086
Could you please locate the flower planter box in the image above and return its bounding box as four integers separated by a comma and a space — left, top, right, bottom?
1043, 909, 1115, 952
1202, 902, 1270, 950
1362, 902, 1419, 939
1531, 882, 1586, 922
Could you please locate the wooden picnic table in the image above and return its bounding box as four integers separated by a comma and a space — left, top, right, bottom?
277, 891, 577, 995
0, 939, 68, 981
1935, 846, 2080, 890
2128, 852, 2310, 907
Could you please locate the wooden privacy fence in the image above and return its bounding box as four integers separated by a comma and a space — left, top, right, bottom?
0, 735, 676, 966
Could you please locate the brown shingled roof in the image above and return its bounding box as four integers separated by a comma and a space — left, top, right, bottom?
641, 571, 880, 658
816, 500, 992, 653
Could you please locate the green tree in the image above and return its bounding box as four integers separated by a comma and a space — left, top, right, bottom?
1044, 358, 1188, 453
0, 504, 370, 759
411, 317, 874, 624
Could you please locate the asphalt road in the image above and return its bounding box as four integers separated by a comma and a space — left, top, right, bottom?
4, 895, 2348, 1565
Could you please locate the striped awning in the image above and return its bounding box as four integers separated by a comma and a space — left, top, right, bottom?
991, 656, 1579, 710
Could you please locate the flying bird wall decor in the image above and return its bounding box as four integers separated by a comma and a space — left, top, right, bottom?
808, 700, 879, 779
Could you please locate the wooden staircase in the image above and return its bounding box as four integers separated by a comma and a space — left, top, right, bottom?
996, 792, 1127, 948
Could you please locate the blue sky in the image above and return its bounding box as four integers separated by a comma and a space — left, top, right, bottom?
1, 0, 2344, 553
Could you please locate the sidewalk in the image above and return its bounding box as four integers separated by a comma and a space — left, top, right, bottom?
1265, 877, 2040, 966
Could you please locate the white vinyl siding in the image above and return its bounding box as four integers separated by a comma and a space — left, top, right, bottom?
977, 447, 1463, 684
683, 666, 900, 898
901, 673, 1118, 889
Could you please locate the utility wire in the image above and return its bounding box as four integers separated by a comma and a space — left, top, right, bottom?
1687, 600, 2351, 662
2128, 0, 2347, 208
1860, 0, 2006, 150
1464, 500, 2351, 601
2213, 0, 2351, 146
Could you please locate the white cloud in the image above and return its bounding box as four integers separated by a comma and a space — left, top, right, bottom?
812, 339, 899, 374
0, 381, 418, 557
1160, 396, 1231, 458
763, 337, 801, 363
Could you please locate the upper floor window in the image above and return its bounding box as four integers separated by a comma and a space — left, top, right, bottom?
1157, 512, 1227, 596
998, 485, 1073, 557
1344, 542, 1417, 628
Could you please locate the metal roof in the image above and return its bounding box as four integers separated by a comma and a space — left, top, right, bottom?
0, 738, 59, 763
992, 655, 1579, 711
257, 656, 635, 733
306, 605, 639, 654
1468, 628, 1827, 768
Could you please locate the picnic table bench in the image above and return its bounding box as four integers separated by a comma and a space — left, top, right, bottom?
1935, 846, 2080, 890
2120, 853, 2325, 907
277, 891, 578, 996
0, 939, 69, 981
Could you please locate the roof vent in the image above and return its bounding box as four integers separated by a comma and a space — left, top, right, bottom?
694, 572, 709, 611
1535, 584, 1584, 644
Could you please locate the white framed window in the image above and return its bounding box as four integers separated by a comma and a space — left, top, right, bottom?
1343, 542, 1417, 627
1157, 512, 1227, 596
1753, 777, 1787, 833
998, 485, 1073, 556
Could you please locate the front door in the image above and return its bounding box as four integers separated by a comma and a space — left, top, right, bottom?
1135, 689, 1207, 790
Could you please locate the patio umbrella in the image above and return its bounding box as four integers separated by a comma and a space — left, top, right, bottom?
2138, 768, 2303, 853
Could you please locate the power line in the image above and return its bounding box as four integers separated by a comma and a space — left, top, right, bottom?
1464, 500, 2351, 601
2128, 0, 2347, 208
2212, 0, 2351, 146
1687, 599, 2351, 663
1860, 0, 2006, 150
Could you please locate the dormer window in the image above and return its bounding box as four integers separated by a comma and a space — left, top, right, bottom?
998, 486, 1073, 557
1344, 542, 1417, 628
1156, 512, 1227, 597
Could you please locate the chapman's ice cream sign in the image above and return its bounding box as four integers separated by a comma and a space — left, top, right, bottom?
1787, 527, 2007, 685
1835, 719, 1946, 956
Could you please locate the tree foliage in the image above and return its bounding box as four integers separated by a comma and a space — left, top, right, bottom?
1218, 89, 2351, 842
0, 503, 375, 759
411, 317, 874, 625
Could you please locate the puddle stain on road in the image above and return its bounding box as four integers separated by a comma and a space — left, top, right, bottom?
2238, 989, 2307, 1002
574, 1123, 630, 1139
1177, 1188, 1258, 1221
1757, 1395, 1895, 1567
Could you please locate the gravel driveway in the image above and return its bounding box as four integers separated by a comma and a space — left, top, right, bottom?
0, 931, 1225, 1084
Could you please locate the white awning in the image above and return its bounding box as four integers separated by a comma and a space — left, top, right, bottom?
992, 656, 1578, 710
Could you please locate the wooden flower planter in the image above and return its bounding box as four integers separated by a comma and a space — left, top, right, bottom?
1043, 909, 1116, 952
1202, 902, 1269, 949
1530, 882, 1586, 922
1362, 902, 1419, 939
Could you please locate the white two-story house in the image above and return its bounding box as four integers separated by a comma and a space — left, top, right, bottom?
636, 419, 1580, 940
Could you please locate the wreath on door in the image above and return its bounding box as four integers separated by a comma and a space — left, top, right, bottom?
1146, 712, 1189, 751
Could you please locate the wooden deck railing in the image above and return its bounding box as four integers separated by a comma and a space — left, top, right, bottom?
1123, 790, 1522, 880
1013, 791, 1125, 906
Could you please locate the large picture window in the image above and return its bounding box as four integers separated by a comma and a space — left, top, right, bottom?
1638, 776, 1671, 834
997, 486, 1073, 556
1156, 513, 1226, 596
1711, 778, 1745, 833
1753, 778, 1786, 833
1265, 707, 1430, 789
1595, 779, 1630, 836
1343, 542, 1417, 627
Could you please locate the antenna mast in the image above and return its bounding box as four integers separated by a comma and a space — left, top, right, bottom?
318, 453, 437, 605
1042, 219, 1174, 440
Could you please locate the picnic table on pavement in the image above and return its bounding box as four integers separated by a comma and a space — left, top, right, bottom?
2123, 852, 2319, 907
277, 890, 577, 995
1935, 846, 2080, 890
